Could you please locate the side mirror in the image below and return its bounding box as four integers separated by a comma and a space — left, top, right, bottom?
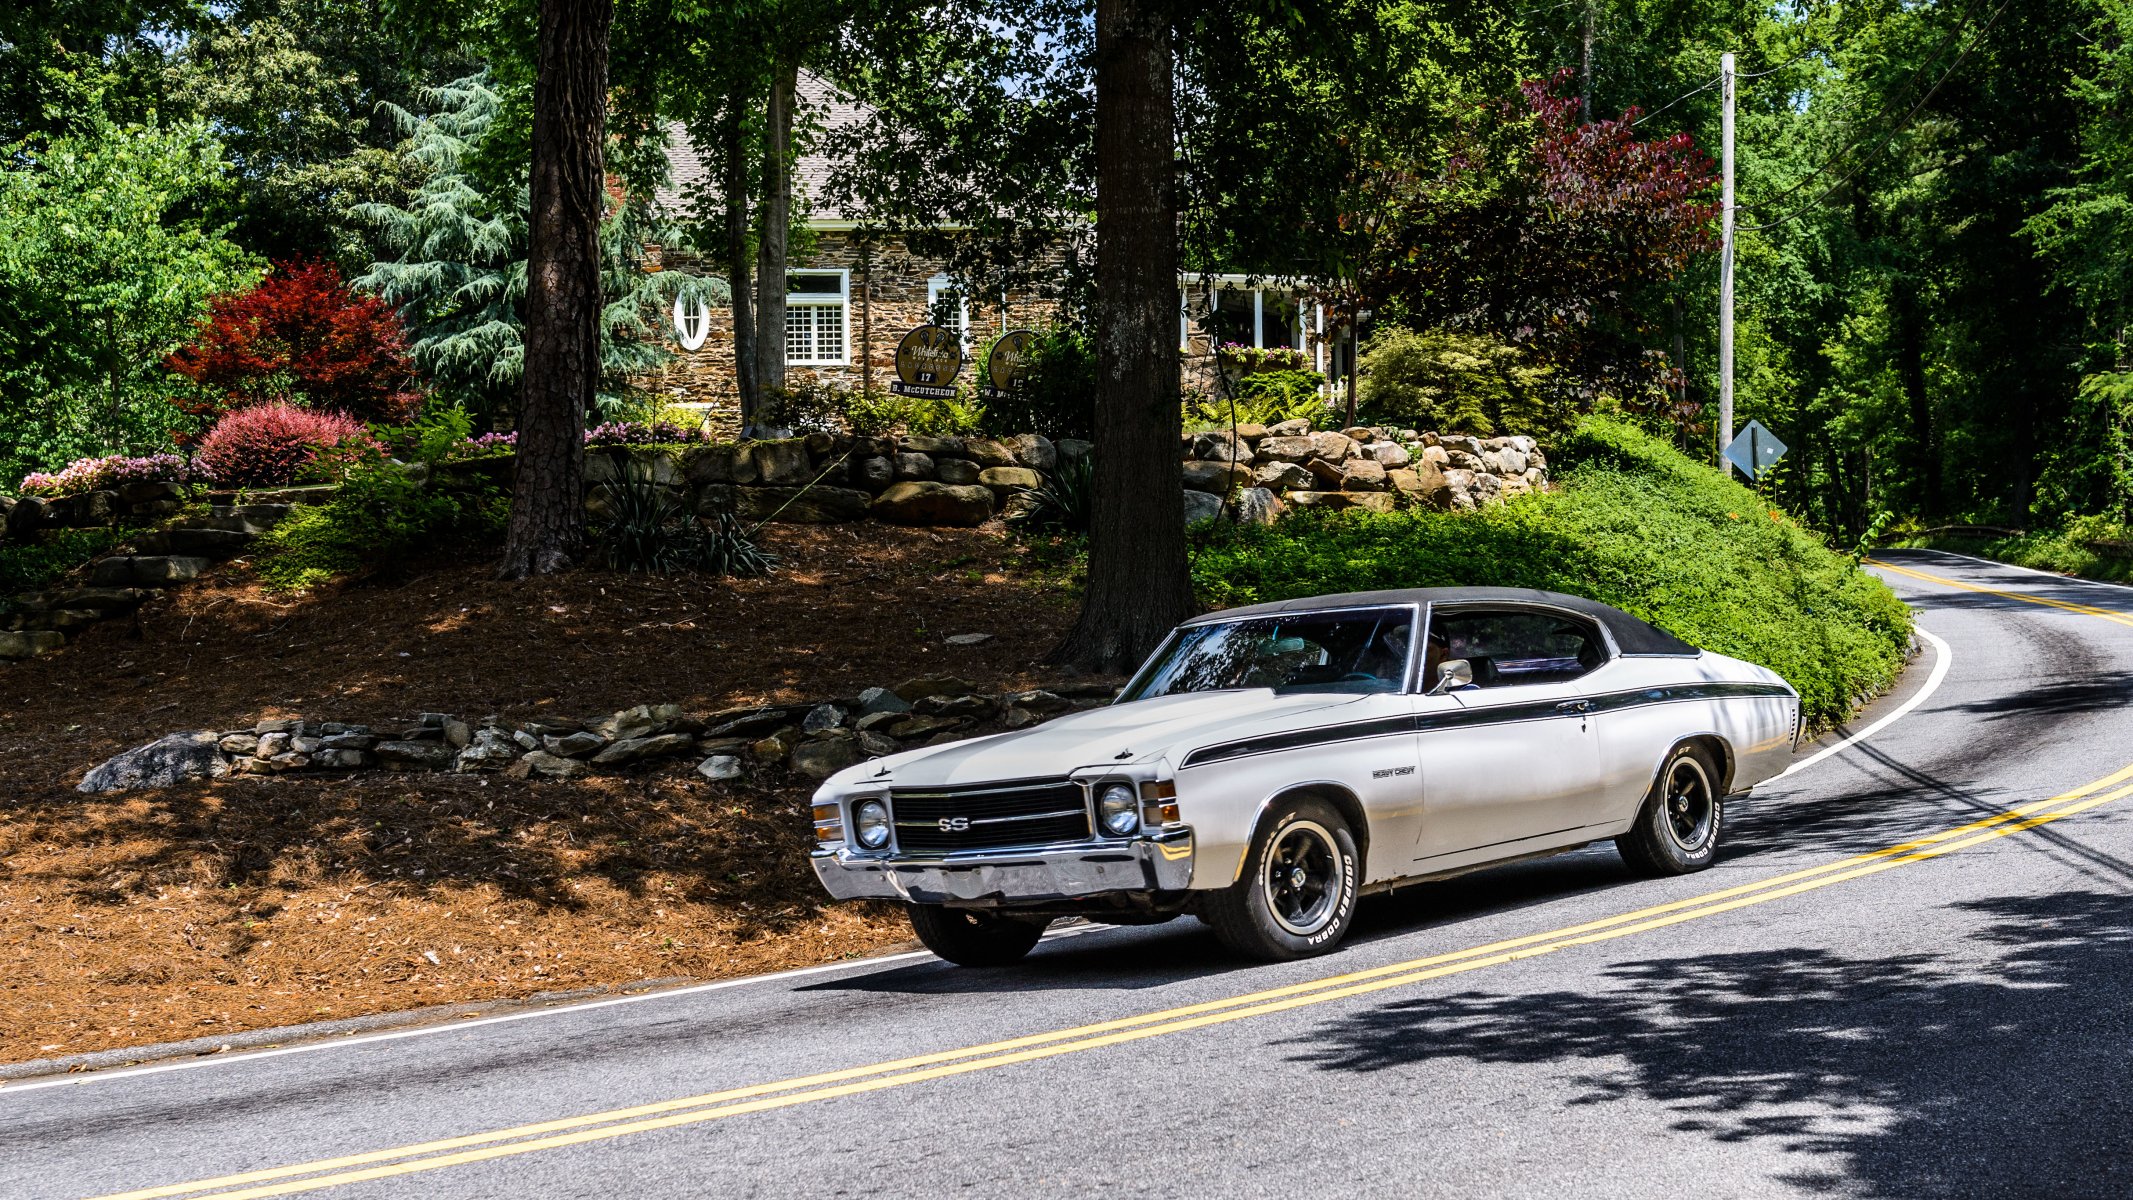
1428, 658, 1474, 695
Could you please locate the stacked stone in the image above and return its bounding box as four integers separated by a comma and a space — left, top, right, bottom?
584, 432, 1093, 529
1180, 419, 1548, 521
0, 481, 191, 546
1, 501, 290, 662
76, 681, 1123, 793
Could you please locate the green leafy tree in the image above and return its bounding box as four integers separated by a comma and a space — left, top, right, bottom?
1358, 328, 1559, 436
0, 117, 260, 477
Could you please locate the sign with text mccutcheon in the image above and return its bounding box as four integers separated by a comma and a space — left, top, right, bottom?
982, 329, 1038, 399
890, 325, 963, 399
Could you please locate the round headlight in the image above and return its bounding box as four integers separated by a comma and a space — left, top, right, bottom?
1098, 783, 1139, 836
853, 799, 892, 849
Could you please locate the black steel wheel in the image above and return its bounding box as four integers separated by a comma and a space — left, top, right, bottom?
1617, 743, 1724, 877
1203, 797, 1360, 961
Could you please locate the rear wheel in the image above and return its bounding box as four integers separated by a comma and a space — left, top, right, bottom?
1617, 744, 1724, 876
1202, 798, 1360, 961
906, 904, 1048, 967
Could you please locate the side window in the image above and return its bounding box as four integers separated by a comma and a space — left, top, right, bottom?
1426, 609, 1606, 689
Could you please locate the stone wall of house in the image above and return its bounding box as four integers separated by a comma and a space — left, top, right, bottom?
643, 232, 1068, 430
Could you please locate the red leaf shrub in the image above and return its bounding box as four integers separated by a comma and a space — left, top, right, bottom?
195, 403, 375, 488
167, 261, 424, 425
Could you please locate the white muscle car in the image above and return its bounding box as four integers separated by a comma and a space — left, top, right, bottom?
810, 587, 1801, 965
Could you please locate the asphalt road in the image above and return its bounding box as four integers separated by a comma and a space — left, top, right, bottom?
7, 550, 2132, 1200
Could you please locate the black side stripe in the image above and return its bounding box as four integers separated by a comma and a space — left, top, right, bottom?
1179, 681, 1794, 768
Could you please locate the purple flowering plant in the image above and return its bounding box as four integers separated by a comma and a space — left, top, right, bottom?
17, 453, 204, 498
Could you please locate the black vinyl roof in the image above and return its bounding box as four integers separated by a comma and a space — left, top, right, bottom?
1184, 587, 1703, 657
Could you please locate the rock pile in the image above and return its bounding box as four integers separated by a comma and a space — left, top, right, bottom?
0, 480, 190, 542
1179, 420, 1547, 525
584, 432, 1091, 530
76, 678, 1121, 793
2, 501, 291, 662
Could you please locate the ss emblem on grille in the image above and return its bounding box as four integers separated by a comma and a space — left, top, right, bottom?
937, 817, 970, 832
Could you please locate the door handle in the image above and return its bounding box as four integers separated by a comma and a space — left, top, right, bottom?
1556, 700, 1592, 713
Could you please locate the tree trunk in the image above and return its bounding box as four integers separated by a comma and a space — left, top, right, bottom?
1050, 0, 1192, 674
499, 0, 613, 580
721, 92, 759, 421
754, 62, 797, 422
1579, 2, 1596, 123
1892, 281, 1938, 517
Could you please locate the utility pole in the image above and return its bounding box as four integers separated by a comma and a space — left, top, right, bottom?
1718, 51, 1736, 477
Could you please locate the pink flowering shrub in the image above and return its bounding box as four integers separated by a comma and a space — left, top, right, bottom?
195, 402, 375, 487
584, 421, 716, 447
17, 453, 198, 497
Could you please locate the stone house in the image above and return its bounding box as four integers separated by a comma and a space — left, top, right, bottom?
642, 75, 1350, 428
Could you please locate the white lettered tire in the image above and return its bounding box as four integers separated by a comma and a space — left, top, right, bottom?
1203, 798, 1360, 961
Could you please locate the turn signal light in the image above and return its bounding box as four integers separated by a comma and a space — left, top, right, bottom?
812, 801, 843, 844
1139, 780, 1179, 825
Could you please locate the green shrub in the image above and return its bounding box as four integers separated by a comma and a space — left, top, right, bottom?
1011, 453, 1095, 533
0, 527, 130, 594
252, 446, 506, 590
1894, 514, 2133, 584
982, 324, 1094, 439
591, 467, 776, 577
1357, 327, 1559, 436
1189, 417, 1912, 729
1189, 371, 1330, 429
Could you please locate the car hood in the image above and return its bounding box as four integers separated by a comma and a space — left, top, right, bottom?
835, 689, 1374, 790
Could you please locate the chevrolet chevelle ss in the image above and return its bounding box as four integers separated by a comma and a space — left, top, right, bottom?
811, 587, 1801, 966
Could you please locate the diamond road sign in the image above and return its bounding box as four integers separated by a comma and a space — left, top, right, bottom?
1723, 419, 1788, 479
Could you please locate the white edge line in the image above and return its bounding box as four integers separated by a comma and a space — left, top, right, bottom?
0, 925, 1108, 1097
1777, 624, 1951, 780
1900, 547, 2133, 597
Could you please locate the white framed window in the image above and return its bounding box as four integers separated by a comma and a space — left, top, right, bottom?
927, 274, 970, 349
784, 269, 849, 365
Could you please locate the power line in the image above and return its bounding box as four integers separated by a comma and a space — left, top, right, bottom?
1631, 73, 1721, 126
1739, 0, 1992, 216
1739, 0, 2010, 232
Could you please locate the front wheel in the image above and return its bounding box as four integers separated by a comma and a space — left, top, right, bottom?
1202, 798, 1360, 961
906, 904, 1048, 967
1616, 743, 1724, 877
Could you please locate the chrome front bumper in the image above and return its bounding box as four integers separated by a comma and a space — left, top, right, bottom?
811, 827, 1195, 904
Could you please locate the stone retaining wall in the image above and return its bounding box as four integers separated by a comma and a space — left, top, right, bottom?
77, 677, 1121, 793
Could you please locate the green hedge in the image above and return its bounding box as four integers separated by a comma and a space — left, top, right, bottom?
1191, 417, 1913, 729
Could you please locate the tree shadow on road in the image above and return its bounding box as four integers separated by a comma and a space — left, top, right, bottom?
1281, 889, 2133, 1197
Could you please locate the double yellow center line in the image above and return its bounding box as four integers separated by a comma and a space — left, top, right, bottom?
90, 560, 2133, 1200
94, 767, 2133, 1200
1870, 557, 2133, 629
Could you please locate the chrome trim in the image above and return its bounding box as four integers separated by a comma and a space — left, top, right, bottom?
811, 828, 1196, 904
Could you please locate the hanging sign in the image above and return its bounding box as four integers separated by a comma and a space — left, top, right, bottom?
890, 325, 963, 399
981, 329, 1039, 399
1722, 419, 1788, 480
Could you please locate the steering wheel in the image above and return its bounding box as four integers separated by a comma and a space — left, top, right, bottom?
1338, 672, 1379, 683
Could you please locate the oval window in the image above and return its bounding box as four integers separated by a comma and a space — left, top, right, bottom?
672, 293, 711, 351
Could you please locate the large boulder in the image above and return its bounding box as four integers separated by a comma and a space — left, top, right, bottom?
1182, 488, 1224, 525
1364, 441, 1412, 468
792, 737, 865, 779
852, 455, 895, 492
735, 486, 872, 524
1287, 491, 1395, 514
681, 445, 760, 486
1255, 436, 1316, 464
871, 481, 996, 526
902, 435, 968, 458
1182, 461, 1251, 494
1056, 438, 1094, 466
1230, 487, 1287, 526
934, 459, 983, 486
0, 631, 65, 659
79, 732, 230, 792
1008, 434, 1058, 470
1308, 431, 1359, 462
893, 451, 935, 480
6, 496, 52, 539
1340, 459, 1389, 491
1251, 461, 1312, 492
1266, 418, 1312, 437
591, 732, 697, 766
964, 438, 1017, 468
1190, 431, 1253, 465
752, 439, 813, 485
977, 467, 1043, 497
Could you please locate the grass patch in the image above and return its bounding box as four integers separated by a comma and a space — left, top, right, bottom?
0, 527, 131, 595
1190, 417, 1913, 729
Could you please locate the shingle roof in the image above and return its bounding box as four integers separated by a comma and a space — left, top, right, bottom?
653, 72, 868, 223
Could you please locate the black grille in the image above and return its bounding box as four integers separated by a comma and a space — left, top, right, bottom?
890, 779, 1091, 854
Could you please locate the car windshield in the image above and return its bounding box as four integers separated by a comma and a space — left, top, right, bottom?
1122, 608, 1416, 700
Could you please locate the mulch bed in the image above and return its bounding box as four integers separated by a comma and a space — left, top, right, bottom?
0, 524, 1099, 1063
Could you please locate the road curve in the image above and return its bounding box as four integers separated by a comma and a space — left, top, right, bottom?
6, 550, 2132, 1200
